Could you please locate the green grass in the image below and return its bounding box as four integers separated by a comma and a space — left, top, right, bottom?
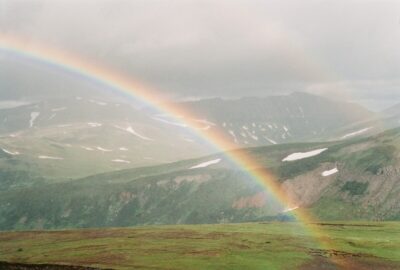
0, 222, 399, 270
341, 181, 369, 196
343, 145, 396, 175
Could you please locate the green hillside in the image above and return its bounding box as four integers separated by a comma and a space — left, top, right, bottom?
1, 128, 400, 230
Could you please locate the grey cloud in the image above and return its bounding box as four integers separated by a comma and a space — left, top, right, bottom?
0, 0, 399, 109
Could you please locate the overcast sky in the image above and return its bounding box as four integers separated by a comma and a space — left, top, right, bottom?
0, 0, 399, 110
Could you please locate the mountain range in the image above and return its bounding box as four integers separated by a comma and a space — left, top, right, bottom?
1, 91, 400, 230
2, 92, 398, 179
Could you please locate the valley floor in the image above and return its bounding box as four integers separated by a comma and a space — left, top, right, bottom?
0, 222, 399, 270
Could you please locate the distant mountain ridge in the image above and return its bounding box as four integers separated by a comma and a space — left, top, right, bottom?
172, 92, 375, 145
0, 91, 396, 179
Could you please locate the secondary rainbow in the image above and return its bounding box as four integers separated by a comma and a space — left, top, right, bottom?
0, 35, 349, 268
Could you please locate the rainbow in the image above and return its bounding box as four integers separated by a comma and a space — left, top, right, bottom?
0, 35, 348, 268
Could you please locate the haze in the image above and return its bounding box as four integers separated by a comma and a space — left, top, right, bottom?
1, 0, 399, 110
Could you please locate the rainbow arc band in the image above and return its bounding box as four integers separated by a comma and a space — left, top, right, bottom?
0, 35, 349, 269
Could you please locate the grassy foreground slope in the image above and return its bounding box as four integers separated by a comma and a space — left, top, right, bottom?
0, 222, 399, 270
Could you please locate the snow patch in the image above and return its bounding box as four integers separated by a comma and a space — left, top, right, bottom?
190, 158, 221, 169
228, 130, 238, 143
2, 148, 20, 155
247, 131, 258, 141
29, 112, 40, 127
51, 107, 66, 112
89, 99, 107, 106
0, 100, 30, 109
198, 125, 211, 131
283, 206, 299, 213
81, 146, 94, 151
126, 126, 153, 141
341, 127, 371, 139
195, 119, 216, 126
88, 122, 102, 127
119, 147, 129, 151
322, 167, 338, 177
263, 136, 277, 145
152, 116, 188, 127
96, 147, 112, 152
282, 148, 328, 162
38, 155, 63, 160
112, 159, 131, 164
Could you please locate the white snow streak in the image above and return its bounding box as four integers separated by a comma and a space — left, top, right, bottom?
51, 107, 66, 112
283, 206, 299, 213
152, 116, 188, 127
341, 127, 371, 139
112, 159, 131, 164
228, 130, 238, 143
89, 99, 107, 106
263, 136, 277, 145
282, 148, 328, 162
247, 131, 258, 141
88, 122, 102, 127
322, 167, 339, 177
96, 147, 112, 152
29, 112, 40, 127
195, 119, 216, 126
126, 126, 153, 141
38, 155, 63, 160
190, 158, 221, 169
2, 148, 20, 155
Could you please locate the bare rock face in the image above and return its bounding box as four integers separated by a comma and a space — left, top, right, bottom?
281, 163, 338, 207
280, 158, 400, 220
232, 192, 267, 209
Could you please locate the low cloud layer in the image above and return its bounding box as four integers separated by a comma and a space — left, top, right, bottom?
0, 0, 399, 109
